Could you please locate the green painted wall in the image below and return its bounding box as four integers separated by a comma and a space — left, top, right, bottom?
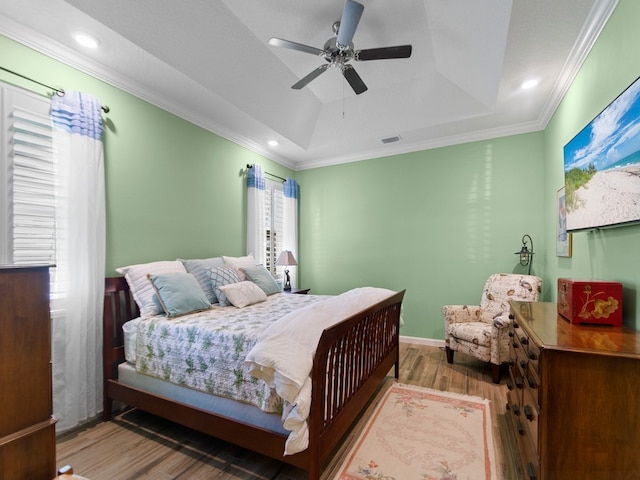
2, 0, 638, 339
296, 132, 546, 338
542, 0, 640, 329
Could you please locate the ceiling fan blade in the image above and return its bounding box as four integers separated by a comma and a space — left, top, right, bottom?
342, 65, 368, 95
269, 37, 324, 56
356, 45, 413, 61
336, 0, 364, 49
292, 65, 329, 90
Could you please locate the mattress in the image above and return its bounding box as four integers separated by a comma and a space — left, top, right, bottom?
117, 361, 287, 434
125, 292, 328, 413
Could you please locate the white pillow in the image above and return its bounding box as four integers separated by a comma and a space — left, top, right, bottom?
223, 254, 258, 281
116, 260, 187, 318
122, 318, 140, 363
218, 281, 267, 308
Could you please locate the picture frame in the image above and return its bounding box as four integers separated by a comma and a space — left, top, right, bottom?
557, 187, 572, 257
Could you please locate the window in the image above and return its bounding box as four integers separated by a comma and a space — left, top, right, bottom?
264, 179, 284, 276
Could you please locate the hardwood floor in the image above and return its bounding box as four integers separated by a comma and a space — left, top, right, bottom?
56, 344, 524, 479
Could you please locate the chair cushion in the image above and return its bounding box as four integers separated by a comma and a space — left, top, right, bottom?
447, 322, 492, 347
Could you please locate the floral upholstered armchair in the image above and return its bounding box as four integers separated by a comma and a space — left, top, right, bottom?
442, 273, 542, 383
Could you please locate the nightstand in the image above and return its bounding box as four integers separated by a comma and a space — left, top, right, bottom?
284, 288, 310, 294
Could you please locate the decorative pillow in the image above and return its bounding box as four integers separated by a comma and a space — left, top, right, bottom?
178, 257, 225, 303
209, 266, 241, 306
218, 281, 267, 308
241, 265, 281, 295
148, 272, 212, 318
222, 254, 258, 281
116, 260, 187, 318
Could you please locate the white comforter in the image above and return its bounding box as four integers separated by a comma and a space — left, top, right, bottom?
245, 287, 397, 455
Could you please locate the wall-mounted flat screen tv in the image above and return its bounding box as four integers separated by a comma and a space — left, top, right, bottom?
563, 75, 640, 232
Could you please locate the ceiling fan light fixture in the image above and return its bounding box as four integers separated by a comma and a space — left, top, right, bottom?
268, 140, 278, 147
269, 0, 412, 95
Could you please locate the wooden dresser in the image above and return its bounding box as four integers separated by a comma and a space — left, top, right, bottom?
507, 301, 640, 480
0, 265, 56, 479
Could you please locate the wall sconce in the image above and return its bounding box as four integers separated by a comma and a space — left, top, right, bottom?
515, 234, 534, 275
276, 250, 297, 291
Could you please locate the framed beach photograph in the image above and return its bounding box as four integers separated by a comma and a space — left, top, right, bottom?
557, 187, 572, 257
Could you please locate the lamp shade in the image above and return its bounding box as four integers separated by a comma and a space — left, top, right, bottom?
276, 250, 297, 267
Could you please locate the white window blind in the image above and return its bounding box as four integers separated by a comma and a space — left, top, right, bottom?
264, 179, 284, 276
11, 107, 56, 265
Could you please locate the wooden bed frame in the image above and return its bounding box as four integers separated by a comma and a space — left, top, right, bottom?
102, 276, 405, 479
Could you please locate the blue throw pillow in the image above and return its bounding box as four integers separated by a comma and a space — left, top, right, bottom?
208, 266, 241, 306
241, 265, 282, 295
148, 272, 211, 318
178, 257, 225, 303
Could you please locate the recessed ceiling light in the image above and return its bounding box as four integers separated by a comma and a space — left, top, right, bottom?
521, 79, 539, 90
268, 140, 278, 147
73, 32, 100, 49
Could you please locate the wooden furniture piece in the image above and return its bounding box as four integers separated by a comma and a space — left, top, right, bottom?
103, 277, 404, 480
507, 300, 640, 480
0, 265, 56, 479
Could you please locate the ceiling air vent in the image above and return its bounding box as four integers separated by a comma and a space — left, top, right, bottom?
381, 135, 401, 144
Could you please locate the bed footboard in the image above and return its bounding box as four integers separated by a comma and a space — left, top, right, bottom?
307, 289, 404, 478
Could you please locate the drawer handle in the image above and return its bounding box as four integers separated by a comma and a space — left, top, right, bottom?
515, 377, 523, 389
507, 359, 514, 367
509, 313, 514, 320
524, 404, 533, 421
512, 404, 520, 416
520, 336, 528, 345
509, 331, 514, 337
517, 420, 524, 436
506, 380, 513, 391
527, 462, 537, 480
513, 321, 519, 328
528, 376, 536, 388
529, 352, 537, 360
520, 360, 527, 369
512, 342, 519, 349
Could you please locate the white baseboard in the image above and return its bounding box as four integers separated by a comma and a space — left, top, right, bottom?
399, 335, 445, 347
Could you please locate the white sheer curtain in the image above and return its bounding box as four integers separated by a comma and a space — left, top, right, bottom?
50, 92, 106, 432
282, 178, 299, 288
246, 164, 266, 264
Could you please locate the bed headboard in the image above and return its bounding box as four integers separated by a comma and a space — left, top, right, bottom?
103, 277, 138, 380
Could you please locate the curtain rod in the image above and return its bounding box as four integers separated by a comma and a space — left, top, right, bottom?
0, 66, 110, 113
246, 163, 286, 182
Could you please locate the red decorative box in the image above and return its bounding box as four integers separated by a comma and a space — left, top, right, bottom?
557, 278, 623, 326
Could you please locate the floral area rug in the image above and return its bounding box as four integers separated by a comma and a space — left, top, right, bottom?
332, 383, 497, 480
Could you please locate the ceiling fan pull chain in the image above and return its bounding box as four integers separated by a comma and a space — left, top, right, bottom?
342, 77, 346, 119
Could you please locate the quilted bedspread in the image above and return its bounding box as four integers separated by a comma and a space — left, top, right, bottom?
135, 292, 327, 413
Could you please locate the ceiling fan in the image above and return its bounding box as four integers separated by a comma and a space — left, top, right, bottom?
269, 0, 412, 95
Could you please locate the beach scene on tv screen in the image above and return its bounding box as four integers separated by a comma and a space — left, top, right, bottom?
564, 76, 640, 232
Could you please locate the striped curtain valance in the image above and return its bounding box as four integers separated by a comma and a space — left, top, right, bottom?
283, 178, 298, 199
51, 92, 103, 140
248, 164, 266, 190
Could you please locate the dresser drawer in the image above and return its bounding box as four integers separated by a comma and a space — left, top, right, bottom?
527, 341, 541, 375
523, 362, 539, 407
508, 405, 538, 480
522, 385, 539, 451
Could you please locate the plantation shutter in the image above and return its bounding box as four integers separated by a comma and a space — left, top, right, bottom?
11, 106, 56, 265
0, 84, 56, 271
264, 179, 284, 275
